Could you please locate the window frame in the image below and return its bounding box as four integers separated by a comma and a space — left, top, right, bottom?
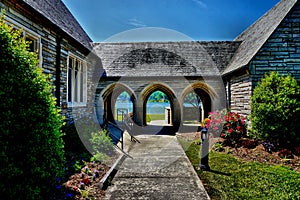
67, 53, 87, 107
5, 16, 42, 68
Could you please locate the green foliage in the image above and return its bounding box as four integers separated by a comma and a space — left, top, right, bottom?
62, 117, 99, 154
90, 129, 114, 162
0, 12, 65, 199
147, 90, 169, 103
212, 142, 224, 152
146, 114, 151, 123
250, 72, 300, 147
178, 138, 300, 200
62, 120, 87, 154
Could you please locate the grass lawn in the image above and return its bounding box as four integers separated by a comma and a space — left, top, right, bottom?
116, 114, 165, 122
178, 139, 300, 200
148, 114, 165, 121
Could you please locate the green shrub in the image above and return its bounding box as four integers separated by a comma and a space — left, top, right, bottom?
62, 120, 87, 154
90, 129, 115, 162
62, 117, 100, 154
0, 13, 65, 199
146, 114, 151, 123
250, 72, 300, 147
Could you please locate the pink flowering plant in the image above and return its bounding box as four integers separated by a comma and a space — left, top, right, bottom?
203, 109, 247, 144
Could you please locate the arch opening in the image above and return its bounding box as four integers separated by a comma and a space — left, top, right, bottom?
114, 91, 134, 123
145, 90, 171, 126
181, 82, 214, 125
182, 90, 203, 125
100, 83, 136, 125
142, 83, 178, 127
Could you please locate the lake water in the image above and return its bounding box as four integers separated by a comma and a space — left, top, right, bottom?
115, 101, 194, 114
115, 102, 169, 114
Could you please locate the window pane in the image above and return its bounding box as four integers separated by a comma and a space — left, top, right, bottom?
74, 60, 79, 102
25, 37, 36, 52
80, 64, 84, 102
68, 58, 73, 102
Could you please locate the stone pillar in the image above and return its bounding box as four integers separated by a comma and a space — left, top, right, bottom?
134, 97, 144, 126
172, 98, 181, 131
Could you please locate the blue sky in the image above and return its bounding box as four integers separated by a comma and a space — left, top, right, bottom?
62, 0, 280, 42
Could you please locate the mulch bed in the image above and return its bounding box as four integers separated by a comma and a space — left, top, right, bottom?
176, 132, 300, 173
49, 153, 119, 200
62, 162, 110, 199
226, 142, 300, 172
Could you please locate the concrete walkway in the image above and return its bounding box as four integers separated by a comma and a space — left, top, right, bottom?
104, 135, 210, 200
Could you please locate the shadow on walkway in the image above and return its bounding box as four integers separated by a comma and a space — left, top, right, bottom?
104, 135, 210, 200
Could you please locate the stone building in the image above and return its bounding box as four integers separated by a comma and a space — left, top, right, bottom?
0, 0, 96, 121
1, 0, 299, 132
223, 0, 300, 116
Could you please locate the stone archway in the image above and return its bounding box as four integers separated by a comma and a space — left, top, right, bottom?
100, 83, 136, 124
140, 82, 181, 129
181, 82, 217, 122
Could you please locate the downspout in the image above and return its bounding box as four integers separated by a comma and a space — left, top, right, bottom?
55, 35, 62, 107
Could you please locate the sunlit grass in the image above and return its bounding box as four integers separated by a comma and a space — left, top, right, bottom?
115, 114, 165, 122
178, 138, 300, 200
148, 114, 165, 121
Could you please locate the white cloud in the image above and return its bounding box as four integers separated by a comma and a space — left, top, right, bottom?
127, 18, 147, 28
192, 0, 208, 9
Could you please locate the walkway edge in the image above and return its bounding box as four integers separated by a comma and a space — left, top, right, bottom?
175, 137, 211, 200
99, 153, 126, 190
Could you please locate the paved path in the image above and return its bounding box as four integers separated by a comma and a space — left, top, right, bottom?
104, 135, 210, 200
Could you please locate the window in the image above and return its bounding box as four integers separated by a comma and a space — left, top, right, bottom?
5, 16, 42, 67
25, 35, 39, 53
67, 55, 87, 106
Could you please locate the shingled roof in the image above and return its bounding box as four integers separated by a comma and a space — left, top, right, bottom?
22, 0, 92, 51
93, 41, 240, 77
223, 0, 297, 75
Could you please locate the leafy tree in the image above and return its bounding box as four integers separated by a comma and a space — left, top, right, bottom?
148, 90, 169, 103
0, 12, 65, 199
184, 91, 202, 121
184, 91, 202, 109
250, 72, 300, 147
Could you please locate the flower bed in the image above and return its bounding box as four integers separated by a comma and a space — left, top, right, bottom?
48, 152, 120, 200
203, 110, 247, 146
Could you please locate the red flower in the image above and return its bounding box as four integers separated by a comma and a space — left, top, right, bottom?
82, 178, 90, 185
73, 186, 80, 192
241, 119, 245, 125
227, 128, 233, 133
237, 126, 241, 131
221, 133, 225, 137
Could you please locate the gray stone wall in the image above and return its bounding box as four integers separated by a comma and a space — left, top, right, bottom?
227, 73, 252, 117
249, 1, 300, 86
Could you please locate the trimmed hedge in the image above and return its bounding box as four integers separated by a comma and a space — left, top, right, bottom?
0, 13, 65, 199
250, 72, 300, 147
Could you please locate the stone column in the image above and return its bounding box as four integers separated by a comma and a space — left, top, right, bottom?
133, 95, 144, 126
